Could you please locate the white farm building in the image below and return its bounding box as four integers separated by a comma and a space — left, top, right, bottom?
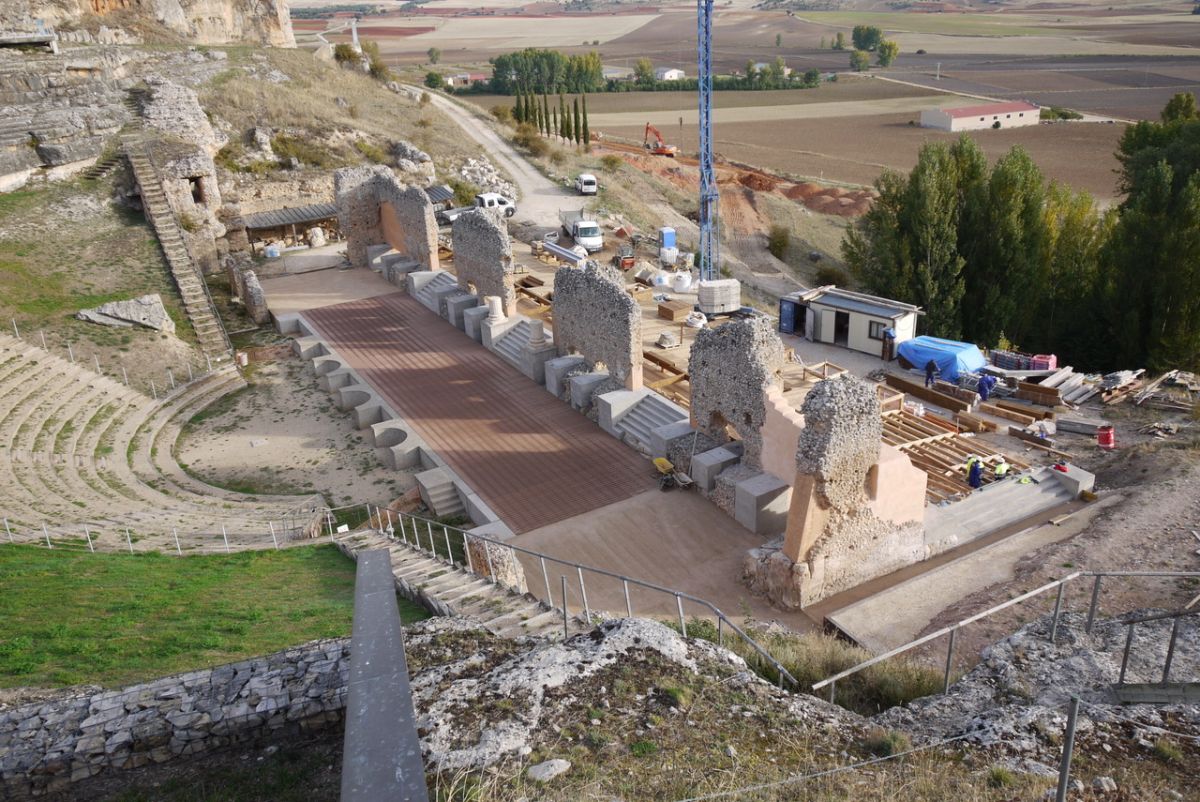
919, 101, 1040, 132
654, 67, 685, 81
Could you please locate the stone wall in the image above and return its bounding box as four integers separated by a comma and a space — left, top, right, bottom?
0, 0, 294, 47
552, 262, 642, 390
142, 79, 226, 158
451, 210, 513, 315
744, 375, 925, 608
334, 165, 437, 271
0, 638, 348, 800
688, 317, 785, 472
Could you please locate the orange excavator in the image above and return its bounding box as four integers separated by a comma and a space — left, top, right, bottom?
643, 123, 678, 157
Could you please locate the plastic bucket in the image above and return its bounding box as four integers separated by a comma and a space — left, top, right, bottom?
1096, 425, 1115, 450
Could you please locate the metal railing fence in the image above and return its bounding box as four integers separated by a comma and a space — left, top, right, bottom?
358, 504, 800, 690
812, 570, 1200, 705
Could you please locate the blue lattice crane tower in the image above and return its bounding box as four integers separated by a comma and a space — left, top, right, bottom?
696, 0, 718, 283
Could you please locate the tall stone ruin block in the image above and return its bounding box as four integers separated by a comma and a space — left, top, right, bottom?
744, 375, 927, 609
451, 210, 514, 315
334, 166, 438, 271
688, 317, 787, 473
552, 262, 642, 390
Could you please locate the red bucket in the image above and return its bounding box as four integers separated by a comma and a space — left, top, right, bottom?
1097, 425, 1116, 450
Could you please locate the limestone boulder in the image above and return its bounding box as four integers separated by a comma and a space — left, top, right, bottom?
77, 294, 176, 334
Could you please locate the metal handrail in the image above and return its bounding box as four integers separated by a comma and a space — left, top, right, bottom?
811, 569, 1200, 703
1116, 607, 1199, 687
367, 506, 799, 689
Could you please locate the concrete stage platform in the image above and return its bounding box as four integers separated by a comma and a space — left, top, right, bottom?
303, 292, 654, 534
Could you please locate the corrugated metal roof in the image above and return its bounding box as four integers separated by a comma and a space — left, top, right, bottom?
809, 293, 909, 319
243, 203, 338, 230
425, 185, 454, 204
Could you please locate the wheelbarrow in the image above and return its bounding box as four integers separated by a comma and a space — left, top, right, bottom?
653, 457, 694, 491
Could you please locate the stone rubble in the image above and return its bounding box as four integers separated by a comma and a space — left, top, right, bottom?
458, 156, 516, 200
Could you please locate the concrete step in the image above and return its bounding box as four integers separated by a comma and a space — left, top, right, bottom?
413, 272, 456, 312
615, 394, 688, 450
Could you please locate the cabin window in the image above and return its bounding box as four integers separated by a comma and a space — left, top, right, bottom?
869, 321, 887, 341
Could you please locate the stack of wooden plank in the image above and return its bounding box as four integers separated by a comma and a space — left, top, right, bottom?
1134, 370, 1198, 412
1016, 380, 1061, 407
1101, 370, 1145, 404
932, 379, 981, 407
885, 373, 971, 413
1038, 366, 1099, 406
979, 402, 1038, 427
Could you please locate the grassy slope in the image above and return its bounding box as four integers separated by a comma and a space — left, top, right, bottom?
0, 180, 203, 387
0, 543, 427, 689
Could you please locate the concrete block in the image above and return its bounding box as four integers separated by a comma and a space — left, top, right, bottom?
544, 356, 588, 398
568, 373, 610, 411
735, 472, 792, 535
445, 293, 480, 330
468, 520, 515, 542
521, 342, 557, 386
415, 467, 457, 515
692, 446, 741, 492
1049, 463, 1095, 497
406, 270, 443, 297
273, 312, 305, 336
596, 388, 648, 437
648, 420, 696, 459
366, 243, 395, 272
311, 354, 344, 377
462, 306, 490, 343
318, 368, 353, 392
432, 284, 465, 319
481, 316, 520, 351
292, 336, 327, 360
380, 254, 420, 285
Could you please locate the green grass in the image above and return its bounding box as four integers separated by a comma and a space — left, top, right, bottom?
0, 543, 428, 688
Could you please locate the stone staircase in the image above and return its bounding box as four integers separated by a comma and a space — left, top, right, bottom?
413, 271, 457, 313
923, 466, 1078, 550
491, 322, 528, 367
335, 530, 584, 640
124, 139, 231, 361
612, 392, 690, 451
415, 467, 467, 518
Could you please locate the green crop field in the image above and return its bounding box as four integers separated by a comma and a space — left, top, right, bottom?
0, 544, 428, 689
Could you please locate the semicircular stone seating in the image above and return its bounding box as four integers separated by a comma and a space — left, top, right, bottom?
0, 334, 325, 552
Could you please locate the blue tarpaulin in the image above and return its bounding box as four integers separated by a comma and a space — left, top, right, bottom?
896, 336, 986, 383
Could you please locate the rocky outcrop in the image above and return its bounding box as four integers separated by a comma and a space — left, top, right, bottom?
76, 294, 175, 333
0, 0, 295, 47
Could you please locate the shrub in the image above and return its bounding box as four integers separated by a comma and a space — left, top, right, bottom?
815, 265, 847, 286
424, 71, 444, 90
333, 43, 362, 66
419, 92, 431, 107
353, 139, 389, 164
767, 225, 790, 259
1154, 737, 1183, 764
629, 740, 658, 757
600, 154, 622, 172
549, 148, 566, 166
448, 178, 482, 207
271, 134, 340, 168
986, 766, 1015, 788
490, 105, 512, 124
178, 213, 200, 233
513, 123, 548, 157
1040, 106, 1083, 121
656, 684, 692, 708
861, 729, 910, 757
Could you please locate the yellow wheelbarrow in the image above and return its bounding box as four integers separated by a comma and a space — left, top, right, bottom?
653, 457, 694, 492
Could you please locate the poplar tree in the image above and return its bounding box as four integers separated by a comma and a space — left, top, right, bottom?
573, 97, 582, 145
581, 94, 590, 145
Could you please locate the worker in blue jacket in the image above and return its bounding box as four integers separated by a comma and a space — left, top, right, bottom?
978, 373, 997, 402
968, 458, 984, 489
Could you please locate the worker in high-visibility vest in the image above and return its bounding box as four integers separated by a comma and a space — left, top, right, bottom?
994, 458, 1011, 480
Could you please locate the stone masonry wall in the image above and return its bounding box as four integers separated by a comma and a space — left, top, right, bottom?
335, 165, 437, 271
688, 317, 785, 472
552, 262, 641, 389
745, 375, 925, 608
0, 638, 348, 800
334, 165, 387, 269
451, 210, 513, 315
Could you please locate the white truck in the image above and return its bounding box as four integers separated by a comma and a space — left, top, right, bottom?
436, 192, 517, 226
574, 173, 598, 195
559, 208, 603, 253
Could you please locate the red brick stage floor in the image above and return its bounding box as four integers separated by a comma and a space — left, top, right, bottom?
303, 292, 655, 534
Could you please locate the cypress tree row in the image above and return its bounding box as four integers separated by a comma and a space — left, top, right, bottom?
582, 94, 590, 146
573, 97, 582, 145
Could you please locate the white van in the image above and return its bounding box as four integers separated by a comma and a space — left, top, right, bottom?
574, 174, 598, 195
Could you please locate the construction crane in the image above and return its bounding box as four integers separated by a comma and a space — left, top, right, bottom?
643, 123, 678, 157
696, 0, 718, 284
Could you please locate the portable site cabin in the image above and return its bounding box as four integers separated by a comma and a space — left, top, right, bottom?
779, 286, 922, 358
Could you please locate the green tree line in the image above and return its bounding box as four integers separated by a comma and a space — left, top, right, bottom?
842, 93, 1200, 372
510, 91, 591, 146
489, 48, 605, 94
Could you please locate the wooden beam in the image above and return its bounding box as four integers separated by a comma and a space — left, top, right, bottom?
995, 399, 1054, 421
649, 373, 688, 390
884, 373, 971, 413
979, 402, 1037, 427
1007, 426, 1074, 459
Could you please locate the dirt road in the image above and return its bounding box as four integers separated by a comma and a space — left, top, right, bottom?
416, 88, 574, 228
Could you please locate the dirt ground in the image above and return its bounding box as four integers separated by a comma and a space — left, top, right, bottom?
604, 113, 1126, 201
176, 357, 416, 509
